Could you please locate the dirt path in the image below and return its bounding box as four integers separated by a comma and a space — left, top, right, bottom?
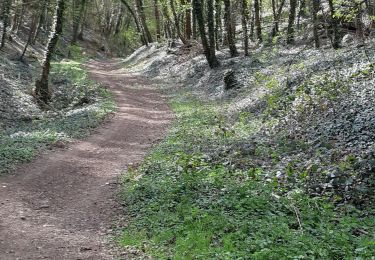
0, 59, 172, 259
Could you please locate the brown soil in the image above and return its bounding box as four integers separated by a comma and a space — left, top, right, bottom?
0, 59, 173, 259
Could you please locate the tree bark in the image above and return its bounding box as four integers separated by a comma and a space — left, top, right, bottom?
193, 0, 219, 68
328, 0, 340, 48
223, 0, 238, 56
135, 0, 153, 43
170, 0, 187, 44
119, 0, 147, 45
270, 0, 285, 38
114, 5, 124, 36
72, 0, 86, 44
215, 0, 222, 49
207, 0, 217, 59
31, 0, 49, 45
11, 0, 24, 33
241, 0, 249, 56
254, 0, 262, 42
287, 0, 297, 44
1, 0, 11, 49
250, 3, 254, 40
34, 0, 65, 105
20, 2, 40, 60
312, 0, 320, 48
297, 0, 306, 29
154, 0, 162, 41
184, 0, 192, 40
192, 4, 197, 39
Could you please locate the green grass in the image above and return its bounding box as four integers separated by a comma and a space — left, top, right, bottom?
0, 58, 115, 175
119, 96, 375, 259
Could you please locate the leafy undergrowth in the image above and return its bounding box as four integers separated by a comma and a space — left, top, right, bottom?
119, 95, 375, 259
0, 59, 115, 175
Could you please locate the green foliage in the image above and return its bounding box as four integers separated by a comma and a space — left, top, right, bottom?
0, 60, 115, 175
332, 0, 365, 22
119, 97, 375, 259
67, 44, 85, 61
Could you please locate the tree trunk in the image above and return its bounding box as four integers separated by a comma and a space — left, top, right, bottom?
312, 0, 320, 48
135, 0, 153, 43
34, 0, 65, 106
207, 0, 217, 59
297, 0, 306, 29
192, 5, 197, 39
31, 0, 49, 45
77, 4, 87, 40
170, 0, 187, 44
270, 0, 285, 38
241, 0, 249, 56
355, 2, 364, 41
287, 0, 297, 44
250, 3, 254, 40
327, 0, 340, 48
20, 5, 40, 60
254, 0, 262, 42
11, 0, 23, 33
114, 6, 124, 36
184, 0, 192, 40
154, 0, 162, 41
193, 0, 219, 68
119, 0, 147, 45
72, 0, 86, 44
1, 0, 11, 49
223, 0, 238, 56
215, 0, 222, 49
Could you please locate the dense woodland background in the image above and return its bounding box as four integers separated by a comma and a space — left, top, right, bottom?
1, 0, 375, 258
1, 0, 375, 57
1, 0, 375, 102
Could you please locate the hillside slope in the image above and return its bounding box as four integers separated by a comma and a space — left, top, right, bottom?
118, 42, 375, 258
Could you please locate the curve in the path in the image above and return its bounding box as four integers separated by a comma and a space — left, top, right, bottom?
0, 59, 172, 259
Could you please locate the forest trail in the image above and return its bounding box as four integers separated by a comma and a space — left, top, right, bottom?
0, 59, 172, 259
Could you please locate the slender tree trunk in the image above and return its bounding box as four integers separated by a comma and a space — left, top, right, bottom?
287, 0, 297, 44
250, 3, 255, 40
11, 0, 23, 32
327, 0, 340, 48
1, 0, 11, 49
193, 0, 219, 68
242, 0, 249, 56
354, 2, 365, 41
185, 0, 192, 40
34, 0, 65, 106
114, 6, 124, 36
207, 0, 217, 59
297, 0, 306, 29
120, 0, 147, 45
77, 1, 87, 40
162, 4, 173, 40
72, 0, 86, 44
271, 0, 277, 32
170, 0, 187, 44
312, 0, 320, 48
192, 5, 197, 39
254, 0, 262, 42
135, 0, 153, 43
31, 0, 48, 45
20, 5, 40, 60
270, 0, 285, 38
215, 0, 222, 49
223, 0, 238, 56
154, 0, 162, 40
